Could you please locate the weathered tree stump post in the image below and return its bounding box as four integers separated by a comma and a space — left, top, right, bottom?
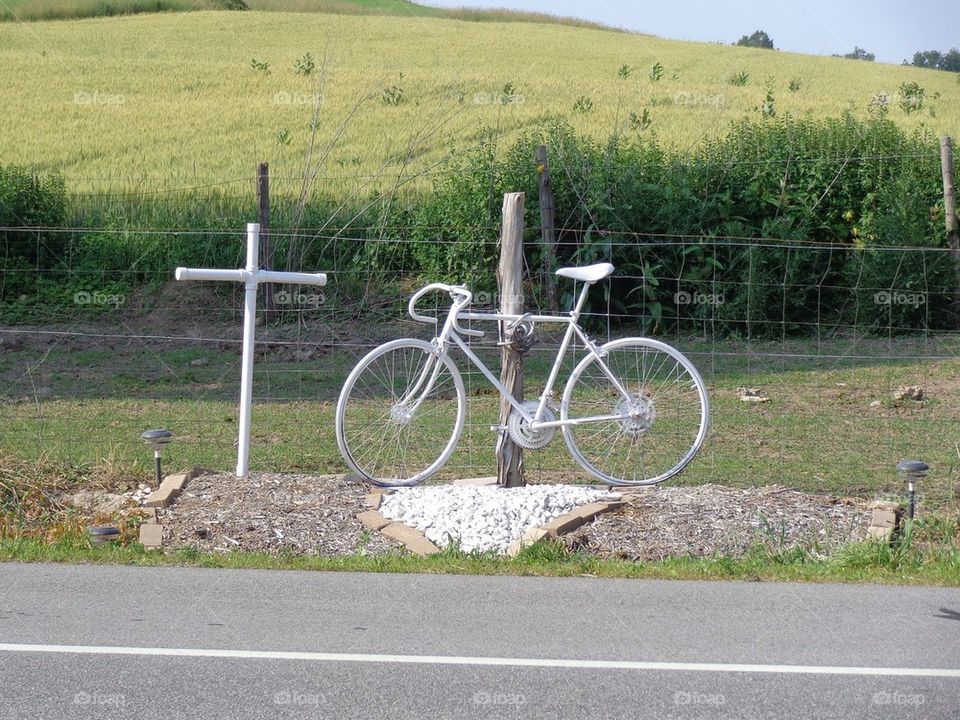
257, 162, 275, 321
497, 192, 525, 487
536, 145, 558, 312
940, 137, 960, 323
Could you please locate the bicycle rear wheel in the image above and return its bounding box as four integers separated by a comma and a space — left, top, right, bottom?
335, 339, 465, 487
561, 338, 709, 486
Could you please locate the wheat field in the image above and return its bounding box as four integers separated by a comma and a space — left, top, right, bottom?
0, 9, 958, 199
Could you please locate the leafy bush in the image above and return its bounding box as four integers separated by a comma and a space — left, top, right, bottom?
403, 113, 951, 336
845, 166, 954, 332
572, 95, 594, 114
409, 132, 502, 291
0, 165, 67, 268
292, 52, 315, 76
728, 71, 750, 86
898, 82, 925, 114
382, 73, 405, 106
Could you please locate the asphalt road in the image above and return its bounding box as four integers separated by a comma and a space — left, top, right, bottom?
0, 563, 958, 719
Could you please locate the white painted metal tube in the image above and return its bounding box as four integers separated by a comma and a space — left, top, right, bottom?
174, 268, 247, 282
246, 223, 260, 269
234, 224, 261, 477
258, 270, 326, 286
173, 222, 329, 478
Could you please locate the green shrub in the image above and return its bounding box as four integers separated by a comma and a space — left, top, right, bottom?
404, 113, 951, 335
845, 168, 954, 331
410, 132, 502, 292
0, 165, 67, 268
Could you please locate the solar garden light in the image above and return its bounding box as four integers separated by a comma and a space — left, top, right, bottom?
88, 526, 120, 546
897, 459, 928, 521
141, 429, 173, 487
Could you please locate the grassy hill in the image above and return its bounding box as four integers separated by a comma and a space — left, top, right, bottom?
0, 0, 615, 28
0, 0, 437, 22
0, 8, 957, 203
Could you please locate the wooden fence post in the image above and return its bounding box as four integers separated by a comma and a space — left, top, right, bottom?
536, 145, 559, 311
941, 137, 960, 322
257, 162, 275, 320
497, 192, 525, 488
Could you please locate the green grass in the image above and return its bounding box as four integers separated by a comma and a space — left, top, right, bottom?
2, 529, 958, 585
2, 417, 956, 586
0, 10, 957, 204
2, 333, 959, 507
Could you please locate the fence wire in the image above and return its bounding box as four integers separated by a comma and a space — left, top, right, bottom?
1, 227, 958, 510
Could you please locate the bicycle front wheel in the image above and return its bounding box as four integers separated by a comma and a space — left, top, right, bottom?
335, 339, 465, 487
561, 338, 709, 486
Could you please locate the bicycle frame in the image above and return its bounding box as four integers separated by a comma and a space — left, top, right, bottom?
407, 280, 634, 431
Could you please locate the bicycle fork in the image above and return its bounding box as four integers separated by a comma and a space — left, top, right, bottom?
393, 348, 446, 422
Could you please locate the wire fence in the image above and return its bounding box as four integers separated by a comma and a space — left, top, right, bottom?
1, 225, 958, 509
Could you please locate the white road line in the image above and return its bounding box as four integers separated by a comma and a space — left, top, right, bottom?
1, 643, 959, 678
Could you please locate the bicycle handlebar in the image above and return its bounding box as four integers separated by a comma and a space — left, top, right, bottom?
408, 283, 484, 338
408, 283, 459, 324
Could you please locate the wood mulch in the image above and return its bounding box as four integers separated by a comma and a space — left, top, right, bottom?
570, 484, 871, 561
160, 473, 872, 559
162, 472, 401, 556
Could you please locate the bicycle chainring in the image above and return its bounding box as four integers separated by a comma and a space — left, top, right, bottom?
507, 401, 557, 449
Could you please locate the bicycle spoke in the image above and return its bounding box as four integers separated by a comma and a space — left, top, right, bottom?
337, 341, 464, 486
564, 339, 707, 486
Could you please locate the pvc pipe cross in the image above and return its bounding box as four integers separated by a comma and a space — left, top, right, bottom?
175, 223, 327, 477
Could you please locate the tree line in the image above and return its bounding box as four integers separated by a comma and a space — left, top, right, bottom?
735, 29, 959, 72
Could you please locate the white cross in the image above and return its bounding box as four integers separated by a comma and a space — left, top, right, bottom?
175, 223, 327, 477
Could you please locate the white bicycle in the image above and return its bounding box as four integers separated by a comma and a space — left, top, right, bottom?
335, 263, 709, 487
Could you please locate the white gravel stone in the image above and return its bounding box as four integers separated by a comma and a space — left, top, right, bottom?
378, 484, 619, 554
